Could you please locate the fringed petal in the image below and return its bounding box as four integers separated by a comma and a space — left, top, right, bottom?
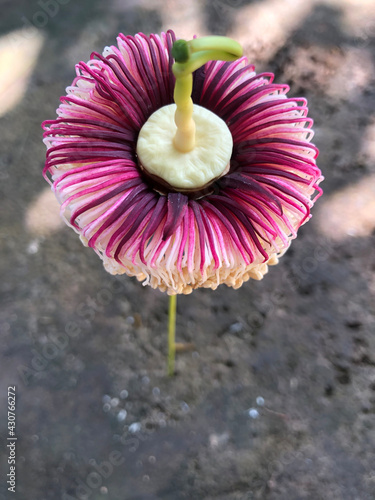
42, 31, 322, 294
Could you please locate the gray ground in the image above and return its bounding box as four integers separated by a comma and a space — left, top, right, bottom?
1, 0, 375, 499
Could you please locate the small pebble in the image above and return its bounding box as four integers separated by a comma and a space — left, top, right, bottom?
290, 377, 299, 389
117, 409, 127, 422
100, 486, 108, 494
102, 395, 111, 404
209, 432, 229, 448
129, 422, 141, 433
142, 475, 150, 483
120, 390, 129, 399
142, 376, 150, 385
229, 322, 243, 334
256, 396, 265, 406
148, 455, 156, 464
249, 408, 259, 419
27, 240, 39, 254
103, 403, 111, 413
152, 387, 160, 397
180, 402, 190, 413
111, 397, 119, 407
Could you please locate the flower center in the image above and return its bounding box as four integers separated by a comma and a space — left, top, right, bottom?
136, 103, 233, 191
136, 36, 242, 195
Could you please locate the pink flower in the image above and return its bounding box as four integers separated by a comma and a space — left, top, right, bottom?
42, 31, 322, 295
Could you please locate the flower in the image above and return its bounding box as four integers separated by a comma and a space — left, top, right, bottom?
42, 30, 322, 295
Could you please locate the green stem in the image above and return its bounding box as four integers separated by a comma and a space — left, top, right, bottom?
167, 294, 177, 376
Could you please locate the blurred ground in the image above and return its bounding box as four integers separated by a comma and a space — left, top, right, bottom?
1, 0, 375, 499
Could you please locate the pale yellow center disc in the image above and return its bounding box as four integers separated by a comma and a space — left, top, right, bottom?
136, 104, 233, 190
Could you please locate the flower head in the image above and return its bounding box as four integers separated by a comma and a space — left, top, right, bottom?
42, 31, 322, 295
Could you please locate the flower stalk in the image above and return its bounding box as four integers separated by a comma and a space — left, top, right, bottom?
167, 36, 243, 374
42, 30, 322, 377
167, 294, 177, 376
172, 37, 243, 153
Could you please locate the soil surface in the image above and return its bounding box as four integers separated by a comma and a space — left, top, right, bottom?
1, 1, 375, 499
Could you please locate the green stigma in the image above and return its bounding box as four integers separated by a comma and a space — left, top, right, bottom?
172, 39, 190, 63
